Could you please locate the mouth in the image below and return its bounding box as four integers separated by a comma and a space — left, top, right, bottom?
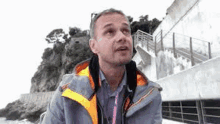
116, 46, 129, 51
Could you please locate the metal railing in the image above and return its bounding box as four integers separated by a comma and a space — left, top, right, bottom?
133, 30, 212, 66
154, 30, 211, 66
162, 100, 220, 124
133, 29, 155, 53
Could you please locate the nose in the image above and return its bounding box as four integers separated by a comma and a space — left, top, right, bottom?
116, 30, 127, 43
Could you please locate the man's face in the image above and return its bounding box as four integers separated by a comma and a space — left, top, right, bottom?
93, 13, 133, 66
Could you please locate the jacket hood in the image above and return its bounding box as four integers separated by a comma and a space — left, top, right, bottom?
72, 55, 162, 100
73, 55, 139, 94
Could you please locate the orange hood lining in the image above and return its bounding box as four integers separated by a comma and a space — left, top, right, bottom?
75, 60, 147, 88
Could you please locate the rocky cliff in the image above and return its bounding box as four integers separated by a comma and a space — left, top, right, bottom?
0, 35, 93, 123
31, 36, 92, 93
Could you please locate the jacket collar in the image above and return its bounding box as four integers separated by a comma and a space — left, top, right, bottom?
73, 55, 149, 100
88, 55, 138, 97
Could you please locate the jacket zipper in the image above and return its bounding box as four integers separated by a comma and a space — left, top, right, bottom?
128, 87, 155, 111
97, 100, 112, 124
99, 87, 155, 124
97, 101, 104, 124
121, 93, 132, 124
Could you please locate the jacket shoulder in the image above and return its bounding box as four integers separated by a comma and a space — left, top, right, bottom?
61, 74, 76, 85
148, 80, 163, 92
136, 69, 162, 91
59, 72, 94, 100
59, 74, 76, 91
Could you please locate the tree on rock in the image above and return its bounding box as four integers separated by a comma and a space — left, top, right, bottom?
69, 27, 82, 37
130, 15, 161, 35
139, 15, 149, 22
151, 18, 161, 33
127, 16, 133, 24
45, 29, 65, 43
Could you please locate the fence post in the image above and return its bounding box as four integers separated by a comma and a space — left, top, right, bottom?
173, 33, 177, 58
155, 36, 157, 56
208, 42, 212, 59
200, 101, 206, 123
196, 101, 204, 124
190, 37, 195, 66
161, 30, 164, 51
168, 102, 172, 119
180, 101, 184, 122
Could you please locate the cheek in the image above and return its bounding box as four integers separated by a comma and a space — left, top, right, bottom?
100, 42, 113, 53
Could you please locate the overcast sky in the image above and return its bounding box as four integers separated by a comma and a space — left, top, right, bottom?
0, 0, 174, 109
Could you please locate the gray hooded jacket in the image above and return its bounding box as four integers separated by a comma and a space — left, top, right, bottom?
39, 56, 163, 124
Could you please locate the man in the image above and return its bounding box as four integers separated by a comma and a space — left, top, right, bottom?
40, 8, 162, 124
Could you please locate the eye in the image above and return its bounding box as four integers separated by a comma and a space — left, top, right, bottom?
105, 29, 115, 36
122, 29, 130, 35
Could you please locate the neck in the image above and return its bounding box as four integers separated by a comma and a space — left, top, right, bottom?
99, 60, 125, 91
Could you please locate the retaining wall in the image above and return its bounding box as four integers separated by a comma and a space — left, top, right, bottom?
20, 91, 55, 106
156, 56, 220, 101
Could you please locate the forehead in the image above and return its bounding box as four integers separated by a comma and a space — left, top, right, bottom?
95, 13, 129, 28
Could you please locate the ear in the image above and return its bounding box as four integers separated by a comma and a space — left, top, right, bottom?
89, 38, 99, 54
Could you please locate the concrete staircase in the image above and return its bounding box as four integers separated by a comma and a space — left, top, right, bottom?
133, 29, 209, 66
133, 29, 211, 77
133, 30, 220, 124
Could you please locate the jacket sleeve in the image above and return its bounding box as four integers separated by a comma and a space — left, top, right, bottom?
38, 81, 67, 124
152, 93, 162, 124
39, 74, 76, 124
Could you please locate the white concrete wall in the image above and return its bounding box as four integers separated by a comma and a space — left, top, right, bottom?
153, 0, 220, 57
156, 56, 220, 101
133, 43, 157, 81
154, 0, 198, 37
132, 51, 142, 66
156, 50, 192, 79
163, 119, 186, 124
133, 42, 193, 81
141, 53, 157, 82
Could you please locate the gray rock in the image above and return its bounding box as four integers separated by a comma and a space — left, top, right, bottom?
1, 36, 93, 123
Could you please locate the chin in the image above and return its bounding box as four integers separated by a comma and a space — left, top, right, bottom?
117, 58, 131, 66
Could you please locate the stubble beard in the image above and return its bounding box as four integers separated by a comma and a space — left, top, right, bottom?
99, 55, 130, 68
112, 53, 132, 66
98, 48, 133, 68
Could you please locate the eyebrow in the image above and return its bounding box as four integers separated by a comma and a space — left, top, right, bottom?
103, 23, 113, 29
122, 23, 129, 27
102, 22, 129, 29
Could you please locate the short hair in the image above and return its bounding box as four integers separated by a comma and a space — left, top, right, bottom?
90, 8, 130, 39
